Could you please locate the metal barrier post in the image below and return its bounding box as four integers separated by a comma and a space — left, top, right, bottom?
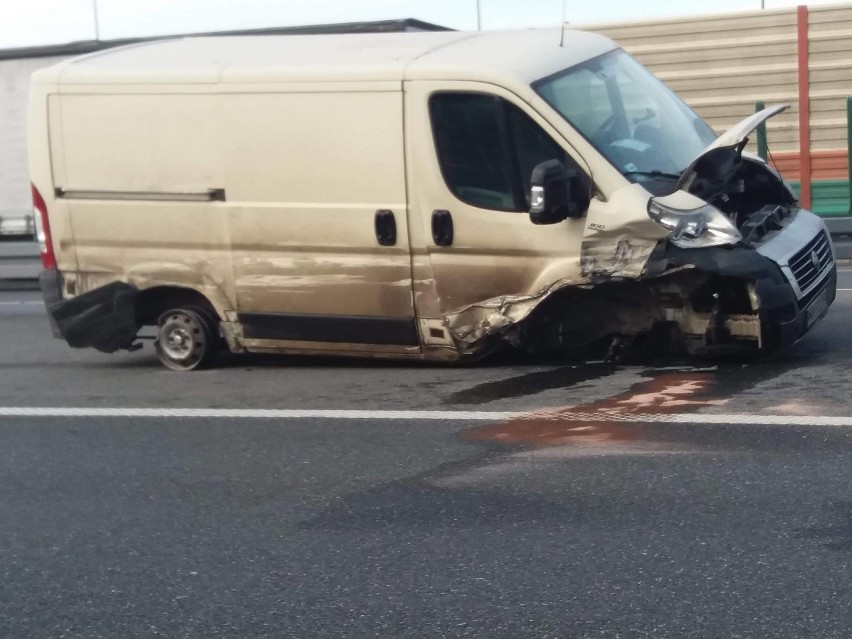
755, 100, 768, 161
848, 96, 852, 215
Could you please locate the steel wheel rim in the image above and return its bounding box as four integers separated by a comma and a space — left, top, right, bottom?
159, 311, 206, 368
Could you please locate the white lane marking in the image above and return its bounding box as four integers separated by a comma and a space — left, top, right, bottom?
0, 406, 852, 426
0, 407, 517, 421
837, 289, 852, 291
0, 301, 42, 305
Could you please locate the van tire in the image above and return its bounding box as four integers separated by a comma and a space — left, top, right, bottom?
155, 307, 218, 371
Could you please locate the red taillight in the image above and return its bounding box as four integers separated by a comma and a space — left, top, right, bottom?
31, 183, 56, 270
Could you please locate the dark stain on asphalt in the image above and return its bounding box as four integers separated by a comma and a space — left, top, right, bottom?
796, 503, 852, 551
445, 363, 619, 405
463, 372, 720, 447
462, 360, 800, 448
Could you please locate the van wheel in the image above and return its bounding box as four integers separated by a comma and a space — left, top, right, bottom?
155, 308, 217, 371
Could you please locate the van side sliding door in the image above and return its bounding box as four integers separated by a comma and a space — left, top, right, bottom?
221, 87, 418, 355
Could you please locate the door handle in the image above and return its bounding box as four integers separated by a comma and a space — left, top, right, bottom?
431, 209, 453, 246
374, 209, 397, 246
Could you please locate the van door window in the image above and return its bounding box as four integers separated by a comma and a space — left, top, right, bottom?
429, 93, 586, 212
508, 106, 570, 208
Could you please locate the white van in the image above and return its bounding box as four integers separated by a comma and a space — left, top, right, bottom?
29, 30, 836, 370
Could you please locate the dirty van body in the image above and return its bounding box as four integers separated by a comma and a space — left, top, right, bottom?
29, 30, 836, 370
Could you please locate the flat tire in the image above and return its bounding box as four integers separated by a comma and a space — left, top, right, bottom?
155, 308, 217, 371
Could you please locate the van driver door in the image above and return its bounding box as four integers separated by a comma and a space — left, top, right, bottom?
404, 81, 592, 349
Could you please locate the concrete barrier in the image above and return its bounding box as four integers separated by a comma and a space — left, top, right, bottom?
826, 217, 852, 260
0, 241, 40, 289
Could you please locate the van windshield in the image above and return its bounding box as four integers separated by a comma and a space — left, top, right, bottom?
534, 49, 717, 194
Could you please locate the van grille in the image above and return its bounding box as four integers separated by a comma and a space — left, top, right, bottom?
789, 230, 832, 294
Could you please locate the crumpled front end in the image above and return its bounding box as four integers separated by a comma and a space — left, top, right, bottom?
439, 156, 836, 359
443, 279, 579, 354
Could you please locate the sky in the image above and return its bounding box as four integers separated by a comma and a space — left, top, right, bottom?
1, 0, 847, 49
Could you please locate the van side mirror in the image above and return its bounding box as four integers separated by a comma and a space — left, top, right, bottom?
529, 159, 589, 224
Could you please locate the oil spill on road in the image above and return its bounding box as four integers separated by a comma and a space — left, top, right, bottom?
464, 372, 721, 447
463, 361, 797, 449
445, 363, 618, 405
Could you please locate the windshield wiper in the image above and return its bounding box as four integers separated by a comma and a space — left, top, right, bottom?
623, 170, 682, 181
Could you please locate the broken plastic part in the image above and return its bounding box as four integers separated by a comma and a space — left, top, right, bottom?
47, 281, 140, 353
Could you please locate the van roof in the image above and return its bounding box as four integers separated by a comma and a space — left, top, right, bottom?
34, 29, 618, 87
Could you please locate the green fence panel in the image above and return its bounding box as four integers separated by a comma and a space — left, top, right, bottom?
788, 179, 850, 217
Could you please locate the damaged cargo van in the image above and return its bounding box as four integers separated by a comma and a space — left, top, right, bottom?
29, 29, 836, 370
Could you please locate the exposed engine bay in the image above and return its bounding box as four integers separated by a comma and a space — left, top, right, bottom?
681, 145, 799, 246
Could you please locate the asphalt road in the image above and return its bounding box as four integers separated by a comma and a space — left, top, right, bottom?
1, 272, 852, 638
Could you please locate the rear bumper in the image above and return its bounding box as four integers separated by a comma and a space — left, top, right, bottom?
38, 269, 63, 339
39, 270, 140, 353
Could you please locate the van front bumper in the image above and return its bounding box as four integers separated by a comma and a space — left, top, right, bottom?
648, 208, 836, 352
759, 264, 836, 350
755, 209, 837, 350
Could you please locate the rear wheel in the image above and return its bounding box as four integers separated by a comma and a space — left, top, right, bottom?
155, 308, 218, 371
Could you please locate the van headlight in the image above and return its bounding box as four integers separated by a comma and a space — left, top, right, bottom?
647, 199, 741, 248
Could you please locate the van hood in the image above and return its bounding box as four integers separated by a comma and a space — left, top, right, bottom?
675, 104, 789, 192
